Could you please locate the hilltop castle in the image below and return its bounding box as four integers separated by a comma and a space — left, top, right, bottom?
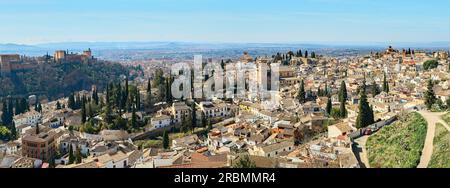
0, 49, 96, 76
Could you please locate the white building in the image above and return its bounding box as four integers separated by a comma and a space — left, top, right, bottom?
151, 115, 172, 129
13, 110, 41, 127
249, 141, 295, 157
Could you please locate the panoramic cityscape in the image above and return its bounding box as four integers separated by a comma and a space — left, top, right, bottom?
0, 0, 449, 171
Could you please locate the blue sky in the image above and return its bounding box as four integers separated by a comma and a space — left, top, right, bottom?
0, 0, 449, 44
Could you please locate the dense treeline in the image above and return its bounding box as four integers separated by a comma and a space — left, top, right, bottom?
0, 60, 128, 100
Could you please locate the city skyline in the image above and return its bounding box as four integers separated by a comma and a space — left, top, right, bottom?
1, 0, 450, 44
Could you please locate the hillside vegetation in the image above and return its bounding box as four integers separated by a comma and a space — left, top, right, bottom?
366, 112, 427, 168
443, 113, 450, 125
429, 123, 450, 168
0, 61, 128, 100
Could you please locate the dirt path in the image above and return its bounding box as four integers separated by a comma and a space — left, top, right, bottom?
353, 136, 370, 168
417, 111, 449, 168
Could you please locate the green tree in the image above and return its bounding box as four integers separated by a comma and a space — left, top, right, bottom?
125, 77, 129, 104
68, 144, 75, 164
104, 101, 113, 124
339, 101, 347, 118
317, 87, 323, 97
20, 98, 29, 112
233, 155, 256, 168
56, 101, 61, 110
146, 78, 153, 110
423, 60, 439, 70
338, 81, 348, 118
326, 97, 332, 115
35, 124, 40, 135
191, 104, 197, 130
424, 79, 436, 110
372, 84, 381, 96
338, 81, 348, 102
81, 100, 86, 124
67, 93, 75, 109
330, 108, 341, 119
382, 73, 390, 93
165, 77, 173, 104
162, 130, 170, 149
10, 122, 17, 140
135, 87, 141, 111
201, 112, 207, 128
75, 146, 82, 164
0, 125, 11, 140
92, 89, 99, 105
131, 106, 137, 129
356, 80, 374, 128
1, 101, 12, 126
298, 80, 306, 103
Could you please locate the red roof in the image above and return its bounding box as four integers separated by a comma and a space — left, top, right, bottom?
41, 163, 50, 168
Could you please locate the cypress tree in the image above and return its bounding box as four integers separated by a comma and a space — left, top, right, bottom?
298, 80, 306, 104
75, 94, 81, 109
56, 101, 61, 110
105, 100, 112, 124
340, 100, 347, 118
382, 73, 389, 93
165, 77, 173, 104
1, 101, 11, 126
162, 130, 169, 149
8, 99, 13, 118
326, 97, 332, 115
35, 124, 40, 135
338, 81, 348, 102
125, 77, 129, 102
21, 98, 29, 112
131, 106, 137, 129
338, 81, 348, 118
372, 84, 381, 96
147, 78, 152, 93
75, 147, 82, 164
146, 79, 152, 111
81, 99, 86, 124
135, 88, 140, 111
88, 103, 94, 119
92, 89, 99, 105
10, 122, 17, 140
106, 85, 110, 105
355, 79, 374, 128
201, 112, 207, 128
14, 99, 21, 115
424, 79, 436, 110
191, 103, 197, 130
68, 144, 75, 164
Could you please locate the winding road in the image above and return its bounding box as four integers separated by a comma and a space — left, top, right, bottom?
417, 110, 450, 168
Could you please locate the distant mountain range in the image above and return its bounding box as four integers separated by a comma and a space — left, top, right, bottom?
1, 41, 449, 56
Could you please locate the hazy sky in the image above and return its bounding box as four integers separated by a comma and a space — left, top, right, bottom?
0, 0, 449, 44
